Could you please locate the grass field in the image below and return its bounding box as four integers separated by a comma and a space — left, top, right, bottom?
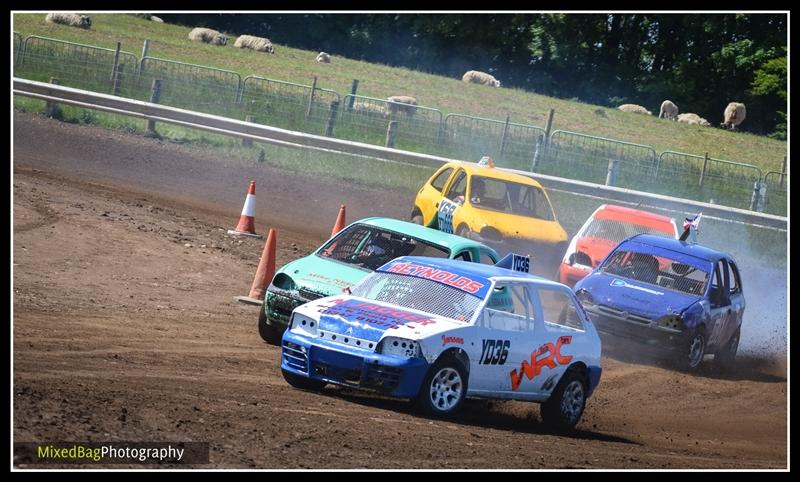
13, 13, 787, 173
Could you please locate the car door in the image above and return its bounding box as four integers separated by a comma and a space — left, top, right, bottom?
468, 283, 537, 397
436, 169, 469, 234
518, 284, 587, 398
725, 258, 745, 341
706, 259, 732, 350
416, 166, 454, 226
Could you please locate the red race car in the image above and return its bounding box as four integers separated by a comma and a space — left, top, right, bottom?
558, 204, 678, 287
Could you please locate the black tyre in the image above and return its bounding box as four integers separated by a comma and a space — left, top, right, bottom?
415, 357, 468, 417
714, 326, 740, 369
456, 225, 473, 240
258, 308, 283, 345
541, 369, 587, 431
410, 213, 424, 225
682, 327, 707, 371
281, 368, 327, 391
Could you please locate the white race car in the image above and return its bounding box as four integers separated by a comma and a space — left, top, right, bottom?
280, 255, 602, 430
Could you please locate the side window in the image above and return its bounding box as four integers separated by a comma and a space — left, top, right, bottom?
484, 284, 533, 332
445, 171, 468, 202
479, 250, 496, 265
430, 168, 453, 192
710, 261, 730, 307
453, 250, 472, 262
537, 287, 585, 331
728, 260, 741, 295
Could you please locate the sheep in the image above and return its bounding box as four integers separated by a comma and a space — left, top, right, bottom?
462, 70, 501, 87
352, 102, 387, 117
721, 102, 746, 130
45, 12, 92, 29
618, 104, 652, 115
188, 27, 228, 46
677, 113, 711, 126
234, 34, 274, 53
150, 16, 164, 23
386, 95, 418, 117
659, 100, 679, 120
316, 52, 331, 63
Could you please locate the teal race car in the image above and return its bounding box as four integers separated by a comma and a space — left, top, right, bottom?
259, 217, 500, 344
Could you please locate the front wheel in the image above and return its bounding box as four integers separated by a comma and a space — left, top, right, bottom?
541, 370, 586, 431
410, 213, 424, 225
258, 308, 283, 345
415, 357, 468, 417
281, 369, 327, 391
682, 328, 707, 371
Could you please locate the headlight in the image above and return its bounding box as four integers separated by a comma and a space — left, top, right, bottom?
379, 337, 422, 358
291, 313, 318, 336
655, 315, 682, 331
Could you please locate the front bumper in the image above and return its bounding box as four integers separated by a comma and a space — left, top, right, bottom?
584, 304, 685, 352
281, 330, 429, 398
265, 285, 327, 329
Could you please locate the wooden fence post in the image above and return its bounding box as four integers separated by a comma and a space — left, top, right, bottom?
385, 120, 399, 148
44, 77, 62, 118
325, 100, 340, 137
306, 76, 317, 119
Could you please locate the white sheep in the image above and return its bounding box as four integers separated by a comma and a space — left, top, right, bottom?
722, 102, 746, 130
188, 27, 228, 46
386, 95, 418, 117
45, 12, 92, 29
352, 102, 387, 117
462, 70, 501, 87
234, 35, 274, 53
659, 100, 679, 120
618, 104, 652, 115
677, 113, 711, 126
150, 16, 164, 23
316, 52, 331, 63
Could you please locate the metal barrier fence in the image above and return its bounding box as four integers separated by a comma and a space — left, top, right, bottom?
16, 35, 138, 95
240, 76, 340, 135
655, 151, 763, 211
339, 94, 444, 153
442, 114, 545, 171
540, 130, 658, 187
763, 171, 788, 217
11, 34, 786, 215
134, 57, 242, 118
13, 32, 22, 66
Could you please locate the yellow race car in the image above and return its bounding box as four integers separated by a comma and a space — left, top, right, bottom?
411, 159, 568, 273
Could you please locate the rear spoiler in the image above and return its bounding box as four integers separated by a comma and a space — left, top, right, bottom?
495, 253, 530, 273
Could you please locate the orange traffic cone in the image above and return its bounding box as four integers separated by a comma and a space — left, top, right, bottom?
228, 180, 263, 239
331, 204, 346, 237
236, 228, 277, 306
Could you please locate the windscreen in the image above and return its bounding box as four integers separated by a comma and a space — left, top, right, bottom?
317, 224, 450, 270
470, 176, 554, 220
350, 272, 482, 322
584, 218, 675, 245
600, 249, 710, 295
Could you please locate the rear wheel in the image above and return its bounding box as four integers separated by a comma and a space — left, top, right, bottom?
281, 369, 327, 391
415, 357, 468, 417
456, 225, 473, 240
541, 369, 586, 431
258, 308, 283, 345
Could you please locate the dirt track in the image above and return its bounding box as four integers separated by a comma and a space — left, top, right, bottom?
13, 112, 788, 469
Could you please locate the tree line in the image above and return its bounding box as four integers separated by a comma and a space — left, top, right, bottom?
161, 13, 787, 139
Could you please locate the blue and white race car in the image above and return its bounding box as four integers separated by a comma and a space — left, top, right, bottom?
280, 255, 602, 430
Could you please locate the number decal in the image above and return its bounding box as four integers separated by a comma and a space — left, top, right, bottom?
479, 339, 510, 365
437, 198, 459, 234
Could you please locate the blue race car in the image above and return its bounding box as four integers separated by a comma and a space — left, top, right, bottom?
574, 234, 744, 371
